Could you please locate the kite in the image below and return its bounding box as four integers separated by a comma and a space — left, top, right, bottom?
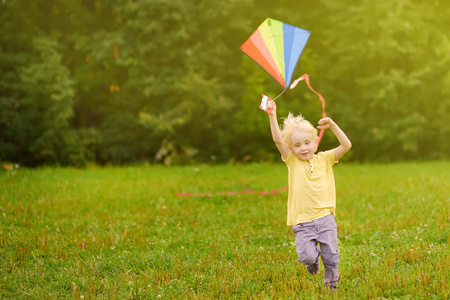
240, 18, 327, 143
240, 18, 310, 94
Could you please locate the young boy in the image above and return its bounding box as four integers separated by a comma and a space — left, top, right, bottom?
266, 99, 351, 291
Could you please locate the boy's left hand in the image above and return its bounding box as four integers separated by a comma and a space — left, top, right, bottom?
317, 117, 336, 130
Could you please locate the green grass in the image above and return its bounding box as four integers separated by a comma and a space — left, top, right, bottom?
0, 161, 449, 299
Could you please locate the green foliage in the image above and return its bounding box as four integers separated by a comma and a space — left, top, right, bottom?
0, 0, 449, 165
1, 162, 449, 298
0, 2, 76, 165
312, 0, 450, 161
20, 36, 75, 164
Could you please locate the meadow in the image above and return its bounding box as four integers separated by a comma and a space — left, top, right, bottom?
0, 161, 449, 299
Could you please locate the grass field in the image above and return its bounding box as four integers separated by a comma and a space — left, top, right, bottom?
1, 161, 449, 299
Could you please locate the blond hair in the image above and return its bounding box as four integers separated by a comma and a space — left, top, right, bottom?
281, 113, 318, 149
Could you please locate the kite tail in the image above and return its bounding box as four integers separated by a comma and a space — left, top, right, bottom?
175, 186, 288, 197
290, 73, 327, 145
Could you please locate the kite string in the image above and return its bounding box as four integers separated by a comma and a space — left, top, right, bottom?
272, 88, 287, 101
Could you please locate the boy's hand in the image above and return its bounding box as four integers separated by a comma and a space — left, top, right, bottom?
317, 117, 336, 130
267, 99, 276, 116
318, 117, 352, 161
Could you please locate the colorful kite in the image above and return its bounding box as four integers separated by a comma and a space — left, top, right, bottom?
240, 18, 310, 97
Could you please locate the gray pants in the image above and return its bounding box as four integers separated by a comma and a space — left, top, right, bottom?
292, 213, 339, 289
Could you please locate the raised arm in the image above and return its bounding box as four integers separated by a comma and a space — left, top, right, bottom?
267, 100, 290, 160
317, 117, 352, 161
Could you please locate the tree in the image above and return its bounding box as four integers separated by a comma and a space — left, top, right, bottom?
0, 1, 75, 165
311, 0, 450, 161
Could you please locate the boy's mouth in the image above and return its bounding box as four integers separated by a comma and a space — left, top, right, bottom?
301, 152, 310, 158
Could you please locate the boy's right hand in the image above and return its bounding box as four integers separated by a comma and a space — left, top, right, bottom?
267, 99, 276, 116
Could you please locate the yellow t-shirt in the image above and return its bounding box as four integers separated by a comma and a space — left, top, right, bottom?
283, 150, 337, 225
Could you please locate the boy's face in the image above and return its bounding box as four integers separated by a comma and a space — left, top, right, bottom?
290, 130, 318, 161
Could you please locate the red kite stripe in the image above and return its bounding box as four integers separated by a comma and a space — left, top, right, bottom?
240, 29, 285, 87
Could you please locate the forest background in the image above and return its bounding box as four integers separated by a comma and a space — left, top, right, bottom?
1, 0, 449, 167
